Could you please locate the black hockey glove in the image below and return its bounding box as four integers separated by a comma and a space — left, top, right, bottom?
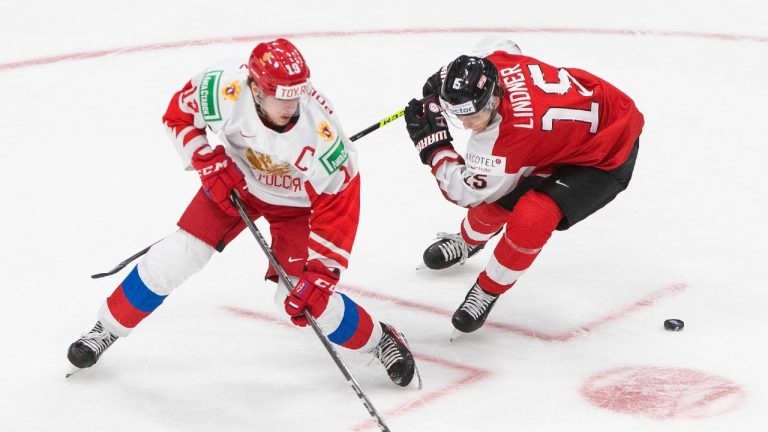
404, 97, 453, 165
421, 67, 445, 97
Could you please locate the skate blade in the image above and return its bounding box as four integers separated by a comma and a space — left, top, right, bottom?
415, 262, 427, 271
449, 328, 465, 342
65, 365, 82, 378
413, 365, 423, 390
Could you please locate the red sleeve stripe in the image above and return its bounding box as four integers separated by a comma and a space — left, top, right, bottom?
174, 126, 204, 146
307, 253, 346, 272
163, 123, 207, 150
430, 149, 463, 176
309, 232, 351, 261
308, 240, 349, 270
163, 126, 208, 167
163, 124, 207, 149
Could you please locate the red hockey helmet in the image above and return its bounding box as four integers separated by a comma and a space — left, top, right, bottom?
248, 38, 311, 100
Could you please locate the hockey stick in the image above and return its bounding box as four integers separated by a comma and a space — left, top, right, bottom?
91, 241, 160, 279
90, 105, 408, 279
230, 192, 391, 432
348, 108, 405, 141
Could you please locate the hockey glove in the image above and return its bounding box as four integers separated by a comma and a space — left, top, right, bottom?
191, 145, 248, 217
404, 97, 453, 165
284, 262, 339, 327
421, 67, 445, 97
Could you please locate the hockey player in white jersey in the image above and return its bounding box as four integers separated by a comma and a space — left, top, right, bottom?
67, 38, 417, 387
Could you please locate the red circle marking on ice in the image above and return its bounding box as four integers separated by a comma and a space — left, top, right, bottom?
581, 366, 746, 420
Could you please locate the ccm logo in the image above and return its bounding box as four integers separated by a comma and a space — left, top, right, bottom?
197, 160, 227, 176
315, 279, 336, 290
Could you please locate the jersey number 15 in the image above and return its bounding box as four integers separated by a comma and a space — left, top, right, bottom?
529, 64, 599, 133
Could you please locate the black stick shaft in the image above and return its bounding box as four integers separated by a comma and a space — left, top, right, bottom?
91, 242, 158, 279
231, 193, 390, 432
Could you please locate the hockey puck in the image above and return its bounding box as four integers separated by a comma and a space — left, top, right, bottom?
664, 319, 684, 331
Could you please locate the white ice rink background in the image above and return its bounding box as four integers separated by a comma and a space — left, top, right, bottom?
1, 1, 767, 431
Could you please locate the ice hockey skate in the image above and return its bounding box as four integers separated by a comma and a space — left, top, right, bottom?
422, 232, 485, 270
67, 321, 118, 372
451, 284, 499, 337
373, 323, 421, 388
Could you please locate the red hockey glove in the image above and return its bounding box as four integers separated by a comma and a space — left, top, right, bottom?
284, 263, 339, 327
404, 97, 453, 165
191, 145, 248, 217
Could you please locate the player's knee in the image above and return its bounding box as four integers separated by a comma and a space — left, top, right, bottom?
505, 191, 563, 248
139, 229, 215, 295
468, 203, 510, 227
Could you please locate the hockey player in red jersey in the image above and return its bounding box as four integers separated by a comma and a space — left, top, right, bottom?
68, 38, 418, 387
403, 39, 644, 335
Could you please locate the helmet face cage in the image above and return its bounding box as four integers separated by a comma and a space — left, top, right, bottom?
439, 55, 498, 116
248, 38, 311, 100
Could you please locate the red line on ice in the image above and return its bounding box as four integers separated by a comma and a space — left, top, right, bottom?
2, 27, 766, 72
222, 306, 492, 432
350, 353, 491, 432
221, 306, 296, 329
342, 283, 688, 341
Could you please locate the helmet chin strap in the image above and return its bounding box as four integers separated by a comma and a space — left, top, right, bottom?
483, 94, 499, 113
251, 87, 268, 117
474, 96, 500, 129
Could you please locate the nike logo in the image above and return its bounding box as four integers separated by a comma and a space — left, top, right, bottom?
240, 131, 257, 138
287, 257, 303, 263
555, 179, 570, 188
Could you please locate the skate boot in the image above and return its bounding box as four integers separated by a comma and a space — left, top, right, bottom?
452, 284, 499, 333
423, 232, 485, 270
373, 323, 420, 388
67, 321, 118, 369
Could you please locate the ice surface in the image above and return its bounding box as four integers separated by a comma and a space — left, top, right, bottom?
1, 1, 766, 431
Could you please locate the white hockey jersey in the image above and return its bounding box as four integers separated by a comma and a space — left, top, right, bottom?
162, 59, 360, 271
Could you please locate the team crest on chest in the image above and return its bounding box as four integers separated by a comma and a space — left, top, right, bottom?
246, 148, 292, 175
317, 121, 335, 142
222, 80, 241, 102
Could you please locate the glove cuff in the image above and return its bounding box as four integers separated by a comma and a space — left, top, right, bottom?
192, 145, 215, 160
304, 260, 340, 283
415, 130, 453, 165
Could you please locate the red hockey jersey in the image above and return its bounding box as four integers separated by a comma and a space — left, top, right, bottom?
430, 52, 644, 207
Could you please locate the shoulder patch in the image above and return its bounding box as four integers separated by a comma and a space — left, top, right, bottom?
319, 137, 348, 175
317, 121, 335, 142
221, 80, 241, 102
200, 70, 223, 121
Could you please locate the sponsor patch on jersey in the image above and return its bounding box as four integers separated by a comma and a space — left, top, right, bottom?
221, 80, 241, 102
320, 137, 348, 175
317, 121, 335, 142
465, 151, 506, 175
200, 70, 223, 121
